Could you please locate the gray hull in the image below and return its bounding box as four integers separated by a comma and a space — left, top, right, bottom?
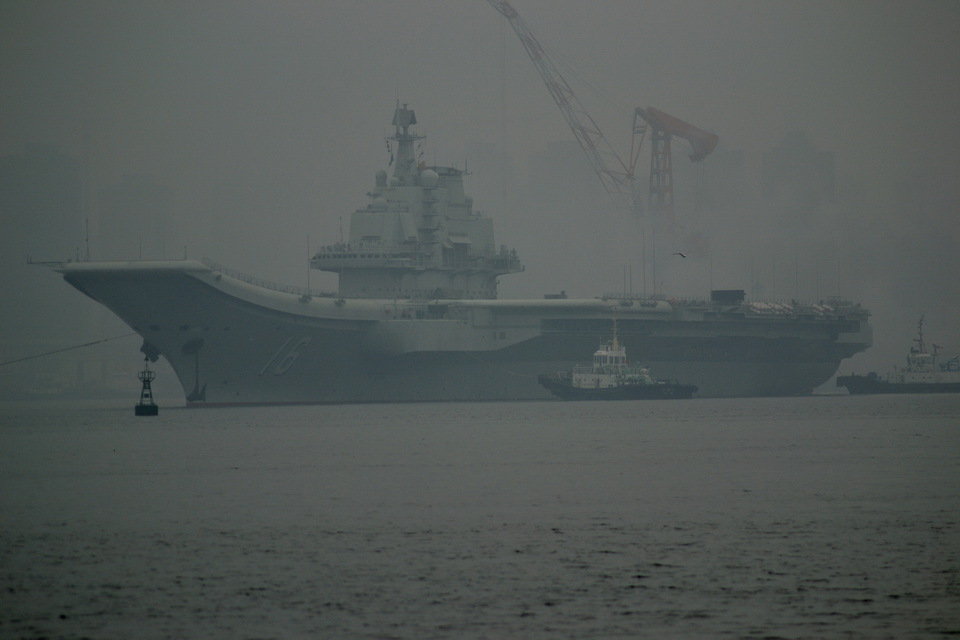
58, 260, 871, 404
837, 375, 960, 395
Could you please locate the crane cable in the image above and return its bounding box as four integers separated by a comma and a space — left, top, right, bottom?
0, 332, 138, 368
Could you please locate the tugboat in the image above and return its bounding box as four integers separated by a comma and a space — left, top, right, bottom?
135, 358, 159, 416
538, 326, 697, 400
837, 317, 960, 394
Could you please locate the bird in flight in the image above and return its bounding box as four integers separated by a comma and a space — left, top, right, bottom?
672, 251, 686, 258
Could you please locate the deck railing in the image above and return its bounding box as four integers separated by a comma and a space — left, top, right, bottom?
200, 258, 335, 298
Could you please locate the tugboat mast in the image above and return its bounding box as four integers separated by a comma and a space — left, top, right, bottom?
913, 315, 926, 354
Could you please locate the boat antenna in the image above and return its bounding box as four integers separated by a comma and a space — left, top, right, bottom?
611, 309, 619, 350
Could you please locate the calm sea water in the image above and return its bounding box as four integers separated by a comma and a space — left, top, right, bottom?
1, 394, 958, 639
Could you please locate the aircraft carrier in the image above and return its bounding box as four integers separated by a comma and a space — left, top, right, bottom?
56, 104, 872, 404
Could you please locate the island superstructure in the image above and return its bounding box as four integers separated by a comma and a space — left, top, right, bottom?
310, 104, 522, 300
55, 104, 872, 405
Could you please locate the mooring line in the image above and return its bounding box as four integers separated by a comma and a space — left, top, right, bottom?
0, 332, 138, 367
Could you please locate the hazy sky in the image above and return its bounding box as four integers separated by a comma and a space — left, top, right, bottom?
2, 0, 959, 378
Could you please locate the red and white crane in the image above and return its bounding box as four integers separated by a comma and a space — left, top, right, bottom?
634, 106, 719, 215
486, 0, 718, 216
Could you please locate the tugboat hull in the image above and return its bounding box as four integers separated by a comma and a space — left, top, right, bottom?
836, 317, 959, 395
837, 374, 960, 395
538, 373, 697, 400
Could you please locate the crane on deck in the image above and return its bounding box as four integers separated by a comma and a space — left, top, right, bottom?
486, 0, 718, 217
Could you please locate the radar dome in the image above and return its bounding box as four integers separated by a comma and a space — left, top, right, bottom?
420, 169, 439, 189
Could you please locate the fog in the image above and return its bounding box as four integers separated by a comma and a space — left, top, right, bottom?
2, 0, 958, 398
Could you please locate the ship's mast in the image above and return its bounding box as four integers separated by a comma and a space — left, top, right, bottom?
390, 103, 423, 185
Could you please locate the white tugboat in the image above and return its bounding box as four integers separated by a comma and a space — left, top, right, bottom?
837, 316, 960, 394
538, 324, 697, 400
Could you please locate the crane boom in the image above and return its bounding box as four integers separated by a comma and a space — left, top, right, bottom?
487, 0, 718, 218
486, 0, 639, 196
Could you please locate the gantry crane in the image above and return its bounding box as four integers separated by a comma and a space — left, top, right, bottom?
486, 0, 718, 217
634, 106, 719, 215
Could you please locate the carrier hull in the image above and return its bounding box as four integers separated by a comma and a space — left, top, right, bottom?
57, 260, 871, 404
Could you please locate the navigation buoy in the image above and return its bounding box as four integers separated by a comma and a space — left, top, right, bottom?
135, 358, 159, 416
